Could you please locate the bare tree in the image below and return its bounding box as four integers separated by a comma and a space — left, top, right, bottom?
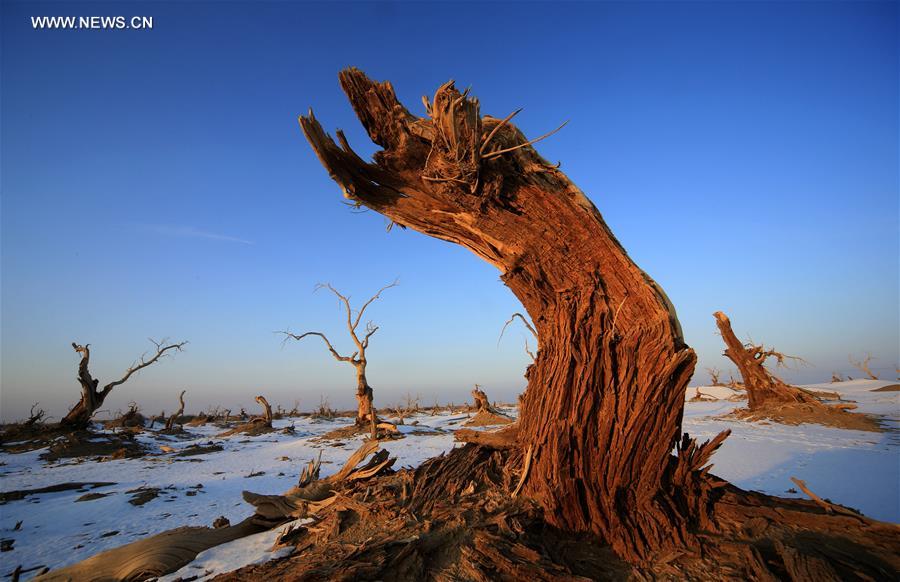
61, 339, 186, 429
312, 394, 335, 420
831, 372, 844, 383
849, 353, 879, 380
165, 390, 187, 430
403, 391, 421, 414
24, 403, 46, 427
704, 367, 722, 386
281, 281, 397, 425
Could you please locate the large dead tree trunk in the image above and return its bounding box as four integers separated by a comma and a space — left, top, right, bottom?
281, 282, 395, 425
713, 311, 819, 410
61, 340, 186, 429
299, 69, 700, 561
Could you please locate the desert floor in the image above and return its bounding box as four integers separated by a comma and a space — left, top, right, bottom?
1, 379, 897, 580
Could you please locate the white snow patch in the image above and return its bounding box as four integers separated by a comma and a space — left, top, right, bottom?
158, 518, 311, 581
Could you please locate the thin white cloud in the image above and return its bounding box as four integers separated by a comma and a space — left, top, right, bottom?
142, 224, 254, 245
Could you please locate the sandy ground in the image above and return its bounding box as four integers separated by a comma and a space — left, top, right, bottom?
1, 380, 896, 579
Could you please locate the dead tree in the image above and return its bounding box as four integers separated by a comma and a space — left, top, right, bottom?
61, 340, 186, 429
704, 367, 722, 386
117, 402, 145, 428
471, 385, 492, 413
24, 403, 46, 427
281, 281, 396, 425
849, 353, 879, 380
299, 70, 898, 569
403, 391, 420, 414
165, 390, 187, 430
254, 395, 273, 427
713, 312, 818, 410
299, 70, 702, 560
464, 384, 513, 427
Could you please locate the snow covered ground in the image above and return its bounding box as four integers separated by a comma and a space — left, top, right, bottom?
1, 380, 897, 579
683, 379, 899, 522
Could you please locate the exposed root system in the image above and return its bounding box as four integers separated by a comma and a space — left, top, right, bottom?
217, 443, 900, 581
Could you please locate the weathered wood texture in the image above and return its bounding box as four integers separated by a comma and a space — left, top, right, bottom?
300, 69, 706, 562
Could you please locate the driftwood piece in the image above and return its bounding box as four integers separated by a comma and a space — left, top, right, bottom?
34, 519, 264, 582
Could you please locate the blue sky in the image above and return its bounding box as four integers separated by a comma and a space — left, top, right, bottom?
2, 1, 897, 421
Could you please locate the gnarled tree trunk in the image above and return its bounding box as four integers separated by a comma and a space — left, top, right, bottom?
300, 69, 700, 561
354, 363, 375, 423
62, 340, 186, 429
714, 311, 819, 410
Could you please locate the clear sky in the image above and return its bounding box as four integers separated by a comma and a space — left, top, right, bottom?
2, 1, 897, 421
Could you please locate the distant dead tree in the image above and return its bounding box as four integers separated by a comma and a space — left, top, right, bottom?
403, 391, 421, 414
117, 402, 145, 428
61, 339, 186, 429
831, 372, 844, 383
849, 353, 879, 380
312, 395, 335, 420
165, 390, 187, 430
254, 395, 273, 427
24, 403, 46, 427
471, 385, 493, 413
713, 312, 816, 410
704, 367, 722, 386
281, 281, 397, 425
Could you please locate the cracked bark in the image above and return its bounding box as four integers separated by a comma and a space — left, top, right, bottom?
299, 69, 701, 561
